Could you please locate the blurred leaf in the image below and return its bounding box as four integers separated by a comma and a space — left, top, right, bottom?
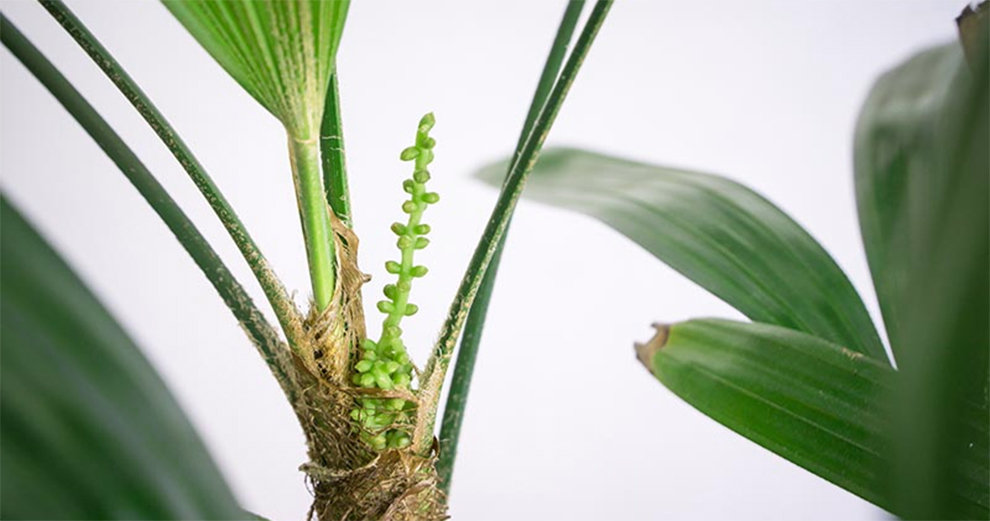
476, 148, 886, 361
852, 44, 961, 358
0, 196, 243, 520
856, 32, 989, 518
163, 0, 349, 139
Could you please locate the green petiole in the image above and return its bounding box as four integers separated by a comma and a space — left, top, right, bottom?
289, 136, 337, 311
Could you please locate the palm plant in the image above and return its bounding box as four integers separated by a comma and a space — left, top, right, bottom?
1, 1, 986, 520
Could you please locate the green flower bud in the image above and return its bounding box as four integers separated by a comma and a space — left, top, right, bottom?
402, 179, 415, 193
386, 325, 402, 338
414, 224, 431, 235
422, 192, 440, 204
377, 300, 395, 313
370, 434, 387, 450
411, 265, 429, 277
356, 360, 373, 373
392, 433, 411, 449
360, 373, 376, 388
383, 284, 397, 299
420, 136, 436, 149
385, 361, 400, 374
397, 236, 413, 249
388, 398, 406, 411
419, 149, 434, 164
391, 222, 407, 235
418, 112, 436, 133
399, 146, 419, 161
402, 200, 418, 214
397, 279, 412, 292
385, 261, 402, 274
362, 338, 377, 350
414, 237, 430, 249
413, 169, 431, 183
375, 373, 394, 389
351, 374, 362, 385
404, 303, 419, 316
362, 349, 377, 361
394, 373, 411, 387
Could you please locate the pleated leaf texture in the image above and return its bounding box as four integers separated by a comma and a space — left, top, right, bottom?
163, 0, 349, 140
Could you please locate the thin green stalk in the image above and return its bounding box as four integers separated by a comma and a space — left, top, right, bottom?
321, 71, 352, 226
289, 136, 336, 311
38, 0, 303, 342
0, 14, 295, 398
414, 0, 613, 454
436, 0, 587, 492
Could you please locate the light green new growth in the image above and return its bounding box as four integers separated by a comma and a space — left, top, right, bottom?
351, 114, 439, 450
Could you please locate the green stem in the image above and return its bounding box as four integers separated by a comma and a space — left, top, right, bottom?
38, 0, 303, 344
436, 0, 587, 493
0, 14, 295, 399
290, 136, 336, 311
414, 0, 613, 454
321, 71, 352, 226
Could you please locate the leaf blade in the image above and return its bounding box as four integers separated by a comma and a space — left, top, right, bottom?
476, 148, 886, 361
855, 30, 990, 517
162, 0, 350, 139
641, 319, 893, 511
0, 196, 243, 520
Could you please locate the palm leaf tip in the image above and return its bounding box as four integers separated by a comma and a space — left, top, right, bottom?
635, 323, 670, 370
163, 0, 350, 139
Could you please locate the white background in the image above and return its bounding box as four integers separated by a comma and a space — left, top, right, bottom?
0, 1, 965, 519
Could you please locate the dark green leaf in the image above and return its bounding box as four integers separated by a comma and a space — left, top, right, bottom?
321, 71, 351, 226
852, 44, 961, 359
476, 147, 886, 361
855, 32, 989, 517
0, 196, 243, 520
638, 319, 894, 511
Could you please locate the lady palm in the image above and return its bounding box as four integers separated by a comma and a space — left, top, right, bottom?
7, 1, 978, 520
1, 0, 611, 517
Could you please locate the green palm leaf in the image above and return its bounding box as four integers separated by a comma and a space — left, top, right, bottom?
637, 319, 894, 511
163, 0, 349, 140
0, 196, 242, 520
475, 148, 886, 361
640, 318, 987, 518
856, 32, 990, 517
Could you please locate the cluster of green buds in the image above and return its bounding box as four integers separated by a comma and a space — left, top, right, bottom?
351, 113, 439, 450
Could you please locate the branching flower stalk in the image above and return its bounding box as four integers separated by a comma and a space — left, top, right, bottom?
352, 114, 439, 450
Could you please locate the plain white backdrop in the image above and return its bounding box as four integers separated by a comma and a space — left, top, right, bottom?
0, 1, 966, 519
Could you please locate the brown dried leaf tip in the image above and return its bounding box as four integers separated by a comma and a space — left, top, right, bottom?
635, 323, 670, 372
